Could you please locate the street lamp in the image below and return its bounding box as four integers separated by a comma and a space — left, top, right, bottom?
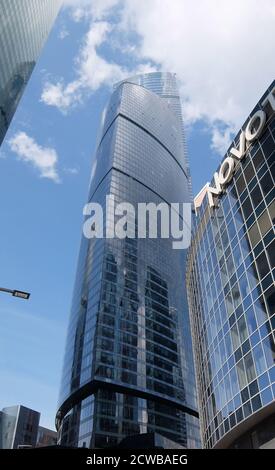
0, 287, 30, 300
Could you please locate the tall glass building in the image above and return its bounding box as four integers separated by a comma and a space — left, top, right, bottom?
56, 72, 200, 449
187, 82, 275, 448
1, 405, 40, 449
0, 0, 62, 145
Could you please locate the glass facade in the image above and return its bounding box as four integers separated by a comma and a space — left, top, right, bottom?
36, 426, 57, 447
57, 73, 200, 449
0, 0, 62, 145
116, 72, 193, 200
1, 405, 40, 449
187, 82, 275, 448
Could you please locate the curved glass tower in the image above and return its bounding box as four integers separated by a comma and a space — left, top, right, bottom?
187, 82, 275, 448
57, 72, 200, 448
0, 0, 62, 145
116, 72, 193, 200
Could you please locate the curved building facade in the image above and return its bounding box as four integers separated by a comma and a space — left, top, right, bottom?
0, 0, 62, 145
187, 82, 275, 448
57, 73, 200, 448
115, 72, 193, 200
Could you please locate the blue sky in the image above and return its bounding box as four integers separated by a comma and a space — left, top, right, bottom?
0, 0, 274, 429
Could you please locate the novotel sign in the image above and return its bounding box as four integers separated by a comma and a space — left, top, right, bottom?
206, 86, 275, 208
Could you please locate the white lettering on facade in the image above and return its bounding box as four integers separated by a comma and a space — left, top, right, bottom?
245, 110, 266, 142
206, 86, 275, 208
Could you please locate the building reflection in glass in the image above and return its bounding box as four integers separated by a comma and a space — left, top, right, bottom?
0, 0, 62, 145
187, 81, 275, 449
57, 73, 201, 449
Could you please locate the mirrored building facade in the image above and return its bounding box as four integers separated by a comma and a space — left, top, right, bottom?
1, 405, 40, 449
57, 72, 200, 449
0, 0, 62, 145
187, 82, 275, 448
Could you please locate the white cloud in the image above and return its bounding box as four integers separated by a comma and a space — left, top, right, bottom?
41, 5, 155, 113
63, 0, 120, 21
8, 132, 60, 183
41, 80, 83, 113
77, 21, 125, 90
119, 0, 275, 154
64, 167, 79, 175
41, 21, 128, 112
59, 27, 69, 40
44, 0, 275, 155
211, 125, 236, 156
71, 7, 87, 22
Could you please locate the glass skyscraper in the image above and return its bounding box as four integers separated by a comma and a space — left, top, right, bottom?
56, 72, 200, 449
187, 82, 275, 448
1, 405, 40, 449
0, 0, 62, 145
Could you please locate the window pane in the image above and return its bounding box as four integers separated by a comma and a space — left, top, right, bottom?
266, 241, 275, 269
243, 162, 255, 184
253, 148, 264, 170
238, 315, 248, 343
230, 367, 239, 396
251, 186, 263, 208
253, 343, 266, 375
246, 307, 257, 335
244, 352, 256, 383
262, 335, 275, 368
231, 324, 240, 350
236, 174, 246, 196
236, 359, 247, 389
242, 197, 253, 219
254, 296, 268, 326
260, 172, 273, 196
248, 222, 261, 248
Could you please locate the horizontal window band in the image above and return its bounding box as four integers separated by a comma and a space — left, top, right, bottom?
89, 166, 189, 225
56, 378, 199, 431
97, 111, 188, 179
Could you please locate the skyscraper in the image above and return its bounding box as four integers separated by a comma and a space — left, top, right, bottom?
1, 405, 40, 449
0, 405, 57, 449
187, 82, 275, 448
115, 73, 193, 200
0, 0, 62, 146
57, 72, 200, 448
